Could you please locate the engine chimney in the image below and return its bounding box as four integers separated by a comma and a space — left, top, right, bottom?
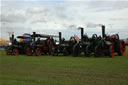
59, 32, 62, 44
102, 25, 105, 38
79, 27, 84, 41
78, 27, 84, 41
33, 32, 36, 43
11, 34, 14, 44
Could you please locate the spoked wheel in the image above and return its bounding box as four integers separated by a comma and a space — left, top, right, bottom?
51, 47, 58, 56
72, 43, 80, 57
5, 46, 11, 55
94, 46, 100, 57
26, 46, 33, 56
109, 46, 115, 58
35, 48, 42, 56
13, 48, 19, 56
118, 41, 126, 56
6, 50, 10, 55
63, 47, 69, 56
85, 46, 91, 56
120, 41, 126, 56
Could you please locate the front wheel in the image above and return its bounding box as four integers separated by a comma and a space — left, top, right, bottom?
94, 46, 100, 57
84, 46, 91, 56
63, 47, 69, 56
35, 48, 42, 56
109, 46, 115, 58
5, 46, 11, 55
13, 48, 19, 56
72, 43, 80, 57
51, 47, 58, 56
25, 46, 33, 56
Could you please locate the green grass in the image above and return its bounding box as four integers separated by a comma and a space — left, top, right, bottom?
0, 47, 128, 85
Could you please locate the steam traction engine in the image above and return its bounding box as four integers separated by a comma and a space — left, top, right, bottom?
25, 32, 58, 56
72, 25, 126, 58
94, 25, 126, 57
51, 32, 79, 56
5, 32, 58, 56
72, 27, 99, 57
5, 34, 32, 56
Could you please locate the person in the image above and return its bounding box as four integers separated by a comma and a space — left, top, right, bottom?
70, 36, 75, 41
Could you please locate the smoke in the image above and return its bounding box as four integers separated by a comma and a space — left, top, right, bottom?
86, 23, 104, 28
68, 23, 104, 31
68, 25, 79, 30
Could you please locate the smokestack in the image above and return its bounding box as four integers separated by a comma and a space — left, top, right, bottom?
33, 32, 36, 43
102, 25, 105, 38
78, 27, 84, 41
32, 32, 36, 52
80, 27, 84, 41
12, 34, 14, 44
59, 32, 62, 44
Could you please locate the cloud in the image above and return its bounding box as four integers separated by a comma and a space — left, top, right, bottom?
1, 14, 26, 23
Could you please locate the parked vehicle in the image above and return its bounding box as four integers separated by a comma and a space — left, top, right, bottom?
5, 34, 32, 55
72, 27, 99, 57
51, 32, 79, 56
25, 32, 58, 56
94, 25, 126, 58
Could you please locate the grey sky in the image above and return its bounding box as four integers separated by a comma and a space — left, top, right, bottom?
0, 0, 128, 40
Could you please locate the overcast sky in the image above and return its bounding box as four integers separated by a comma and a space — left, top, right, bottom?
0, 0, 128, 40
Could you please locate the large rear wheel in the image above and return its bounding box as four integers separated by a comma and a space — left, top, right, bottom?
109, 46, 115, 58
118, 41, 126, 56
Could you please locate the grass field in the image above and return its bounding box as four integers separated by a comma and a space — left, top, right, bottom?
0, 47, 128, 85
